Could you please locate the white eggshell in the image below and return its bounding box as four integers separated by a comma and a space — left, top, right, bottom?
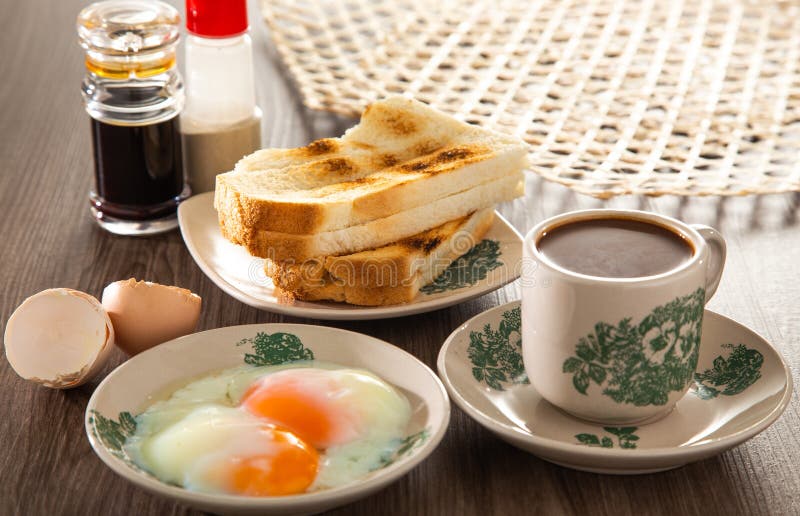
101, 279, 201, 356
4, 288, 115, 389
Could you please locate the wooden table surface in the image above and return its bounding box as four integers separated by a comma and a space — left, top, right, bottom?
1, 0, 798, 514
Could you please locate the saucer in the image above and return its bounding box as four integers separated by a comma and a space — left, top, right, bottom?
437, 301, 792, 474
178, 193, 523, 320
86, 323, 450, 515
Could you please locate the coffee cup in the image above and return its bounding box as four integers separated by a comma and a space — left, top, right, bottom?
521, 209, 726, 424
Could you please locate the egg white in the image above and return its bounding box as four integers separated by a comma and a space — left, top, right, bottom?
127, 405, 289, 493
124, 362, 412, 494
306, 368, 412, 490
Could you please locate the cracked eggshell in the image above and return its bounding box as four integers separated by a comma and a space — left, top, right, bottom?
101, 279, 202, 356
3, 288, 115, 389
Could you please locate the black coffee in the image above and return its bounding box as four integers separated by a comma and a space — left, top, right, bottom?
536, 217, 693, 278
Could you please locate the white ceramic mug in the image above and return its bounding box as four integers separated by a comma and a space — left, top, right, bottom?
521, 209, 726, 424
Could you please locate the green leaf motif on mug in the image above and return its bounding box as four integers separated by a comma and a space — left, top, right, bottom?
693, 343, 763, 400
575, 426, 640, 449
420, 239, 502, 294
562, 287, 705, 406
468, 306, 529, 390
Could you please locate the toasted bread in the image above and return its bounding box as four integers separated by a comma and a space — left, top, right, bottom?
224, 173, 521, 261
266, 209, 496, 306
215, 96, 527, 239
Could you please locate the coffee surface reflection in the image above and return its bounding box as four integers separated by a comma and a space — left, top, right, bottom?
537, 217, 694, 278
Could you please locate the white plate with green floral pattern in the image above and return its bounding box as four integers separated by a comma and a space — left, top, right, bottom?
437, 301, 792, 474
178, 193, 522, 320
86, 324, 450, 515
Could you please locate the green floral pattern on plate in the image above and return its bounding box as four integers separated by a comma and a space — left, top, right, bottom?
378, 428, 430, 468
563, 287, 705, 406
90, 410, 136, 457
693, 343, 763, 400
467, 306, 529, 390
236, 331, 315, 366
575, 426, 640, 449
420, 239, 502, 295
89, 410, 144, 471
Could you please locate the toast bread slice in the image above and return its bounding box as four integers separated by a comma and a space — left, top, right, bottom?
215, 96, 527, 236
265, 209, 496, 306
225, 173, 522, 261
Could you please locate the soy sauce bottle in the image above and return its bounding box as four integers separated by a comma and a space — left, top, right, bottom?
77, 0, 190, 235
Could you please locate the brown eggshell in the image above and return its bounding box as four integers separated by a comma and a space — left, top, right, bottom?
101, 279, 201, 355
4, 288, 114, 388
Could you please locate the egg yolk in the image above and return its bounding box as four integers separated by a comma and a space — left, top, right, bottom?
241, 379, 352, 449
228, 429, 319, 496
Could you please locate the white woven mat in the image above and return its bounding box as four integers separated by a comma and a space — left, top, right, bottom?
262, 0, 800, 198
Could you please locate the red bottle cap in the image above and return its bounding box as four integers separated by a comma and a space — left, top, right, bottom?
186, 0, 248, 38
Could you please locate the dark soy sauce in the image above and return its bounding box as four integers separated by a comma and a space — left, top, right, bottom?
90, 117, 185, 220
537, 217, 694, 278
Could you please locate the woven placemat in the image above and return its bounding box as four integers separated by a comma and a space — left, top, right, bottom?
262, 0, 800, 198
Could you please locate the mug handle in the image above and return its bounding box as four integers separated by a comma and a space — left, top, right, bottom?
691, 224, 727, 301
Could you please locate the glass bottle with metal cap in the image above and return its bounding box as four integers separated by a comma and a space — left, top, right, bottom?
77, 0, 190, 236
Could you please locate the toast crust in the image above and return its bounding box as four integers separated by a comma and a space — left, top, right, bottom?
215, 96, 528, 236
223, 174, 522, 261
266, 209, 496, 306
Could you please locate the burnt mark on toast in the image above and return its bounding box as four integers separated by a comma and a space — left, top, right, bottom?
400, 145, 487, 173
304, 138, 339, 155
306, 175, 379, 197
397, 212, 475, 254
381, 154, 399, 167
437, 147, 474, 162
404, 161, 432, 172
317, 157, 356, 174
386, 116, 417, 136
412, 142, 443, 156
352, 176, 377, 184
365, 103, 419, 136
402, 235, 443, 255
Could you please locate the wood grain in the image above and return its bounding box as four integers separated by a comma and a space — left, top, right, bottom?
0, 0, 797, 515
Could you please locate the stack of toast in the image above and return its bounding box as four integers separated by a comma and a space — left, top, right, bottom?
215, 97, 527, 306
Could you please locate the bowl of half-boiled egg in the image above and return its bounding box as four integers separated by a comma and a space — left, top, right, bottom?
85, 323, 450, 515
